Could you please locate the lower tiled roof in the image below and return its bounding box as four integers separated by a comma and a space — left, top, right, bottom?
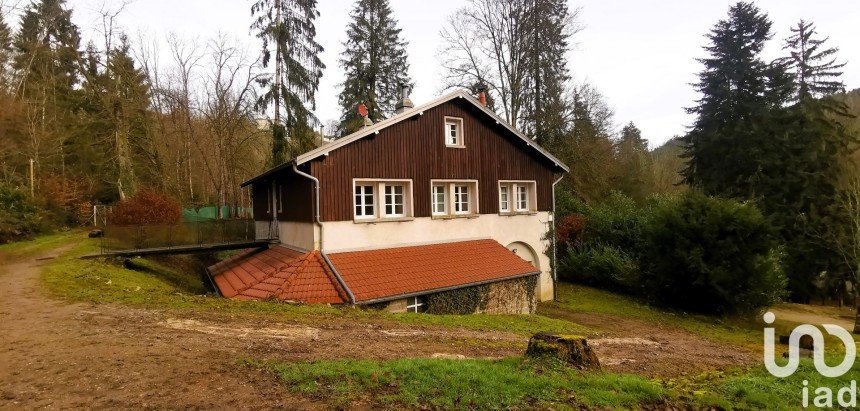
207, 239, 539, 305
327, 239, 539, 303
208, 246, 348, 304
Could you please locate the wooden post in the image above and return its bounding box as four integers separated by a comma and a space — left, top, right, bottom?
28, 158, 34, 197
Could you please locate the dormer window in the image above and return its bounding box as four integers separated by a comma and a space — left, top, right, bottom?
444, 117, 464, 148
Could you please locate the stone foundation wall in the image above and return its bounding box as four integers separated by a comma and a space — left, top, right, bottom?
372, 276, 537, 315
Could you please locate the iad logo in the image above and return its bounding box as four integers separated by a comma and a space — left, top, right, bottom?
763, 311, 858, 408
763, 311, 856, 378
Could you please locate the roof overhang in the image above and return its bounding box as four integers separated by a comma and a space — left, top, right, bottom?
241, 89, 570, 188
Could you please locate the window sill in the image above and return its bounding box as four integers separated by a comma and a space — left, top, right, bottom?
445, 144, 466, 149
353, 216, 415, 224
431, 214, 480, 220
499, 211, 538, 216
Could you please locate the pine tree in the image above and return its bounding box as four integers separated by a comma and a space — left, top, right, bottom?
0, 9, 12, 88
783, 20, 846, 101
14, 0, 81, 98
251, 0, 325, 165
774, 21, 855, 301
12, 0, 82, 181
615, 122, 652, 201
681, 2, 791, 198
337, 0, 411, 135
521, 0, 575, 146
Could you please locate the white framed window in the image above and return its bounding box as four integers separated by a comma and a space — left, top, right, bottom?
354, 184, 375, 218
265, 186, 272, 214
353, 179, 412, 221
431, 180, 478, 217
406, 296, 425, 313
383, 183, 406, 217
516, 185, 528, 211
454, 185, 470, 214
499, 185, 510, 212
498, 181, 536, 214
444, 117, 464, 147
431, 184, 447, 215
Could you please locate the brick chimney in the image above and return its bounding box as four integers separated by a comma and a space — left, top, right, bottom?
395, 84, 413, 114
476, 84, 488, 107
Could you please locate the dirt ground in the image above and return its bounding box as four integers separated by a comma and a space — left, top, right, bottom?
0, 246, 757, 408
539, 305, 757, 378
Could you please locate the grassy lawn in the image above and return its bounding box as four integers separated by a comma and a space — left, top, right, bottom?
37, 235, 589, 337
0, 230, 81, 260
250, 357, 666, 409
252, 355, 860, 410
17, 232, 860, 409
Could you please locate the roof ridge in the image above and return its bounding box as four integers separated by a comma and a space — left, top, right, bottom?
274, 251, 318, 301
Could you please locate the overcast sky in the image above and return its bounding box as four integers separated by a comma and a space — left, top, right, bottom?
10, 0, 860, 146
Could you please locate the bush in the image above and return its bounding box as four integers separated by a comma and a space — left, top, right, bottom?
107, 188, 182, 226
0, 184, 45, 243
559, 245, 641, 292
640, 191, 786, 314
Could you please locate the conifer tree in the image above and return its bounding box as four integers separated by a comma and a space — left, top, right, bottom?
783, 20, 846, 101
615, 122, 652, 201
681, 2, 791, 198
337, 0, 411, 135
12, 0, 82, 181
0, 9, 12, 87
521, 0, 576, 146
775, 21, 855, 301
251, 0, 325, 164
14, 0, 81, 97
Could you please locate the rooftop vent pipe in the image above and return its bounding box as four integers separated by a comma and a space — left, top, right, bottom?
395, 84, 413, 114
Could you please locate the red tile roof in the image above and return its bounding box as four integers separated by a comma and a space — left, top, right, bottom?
208, 246, 348, 304
327, 239, 539, 303
207, 239, 539, 305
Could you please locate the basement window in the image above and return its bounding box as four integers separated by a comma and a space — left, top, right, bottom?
406, 296, 426, 313
444, 117, 464, 147
353, 179, 413, 222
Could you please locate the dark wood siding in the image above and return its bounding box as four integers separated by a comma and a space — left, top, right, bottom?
310, 99, 558, 222
252, 167, 315, 223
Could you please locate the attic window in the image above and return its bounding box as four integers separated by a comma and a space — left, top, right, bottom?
444, 117, 464, 147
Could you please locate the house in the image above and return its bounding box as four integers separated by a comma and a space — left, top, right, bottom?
207, 87, 569, 314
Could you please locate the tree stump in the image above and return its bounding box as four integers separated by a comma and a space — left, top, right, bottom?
525, 332, 600, 370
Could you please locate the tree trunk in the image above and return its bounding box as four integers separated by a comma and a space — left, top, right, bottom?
854, 289, 860, 334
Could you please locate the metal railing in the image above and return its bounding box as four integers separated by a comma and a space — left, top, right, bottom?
100, 219, 257, 252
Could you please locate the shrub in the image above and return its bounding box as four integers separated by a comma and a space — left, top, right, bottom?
556, 214, 586, 250
581, 192, 646, 255
107, 188, 182, 226
0, 184, 45, 243
559, 245, 641, 292
640, 191, 786, 314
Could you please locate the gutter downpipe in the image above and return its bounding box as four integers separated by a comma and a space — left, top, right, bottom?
292, 163, 356, 305
551, 173, 564, 301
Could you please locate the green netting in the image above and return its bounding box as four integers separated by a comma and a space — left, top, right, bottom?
182, 206, 253, 222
